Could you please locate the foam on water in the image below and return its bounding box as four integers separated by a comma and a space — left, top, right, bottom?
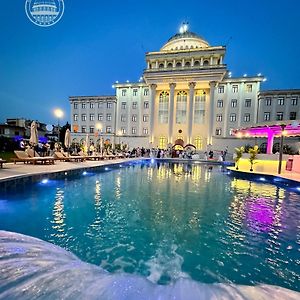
0, 231, 299, 300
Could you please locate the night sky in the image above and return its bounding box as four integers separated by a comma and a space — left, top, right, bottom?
1, 0, 300, 125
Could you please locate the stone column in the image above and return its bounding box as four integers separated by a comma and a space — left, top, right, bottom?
149, 84, 157, 144
168, 83, 176, 143
187, 82, 196, 144
210, 56, 213, 65
267, 131, 274, 154
208, 81, 216, 145
200, 57, 204, 66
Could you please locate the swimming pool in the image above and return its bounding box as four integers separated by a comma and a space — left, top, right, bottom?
0, 161, 299, 292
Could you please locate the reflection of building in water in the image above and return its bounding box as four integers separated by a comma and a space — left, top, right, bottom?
51, 188, 67, 239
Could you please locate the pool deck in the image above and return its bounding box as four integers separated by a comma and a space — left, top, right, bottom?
227, 166, 300, 183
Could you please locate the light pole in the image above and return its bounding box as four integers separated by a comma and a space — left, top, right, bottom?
117, 130, 122, 150
54, 108, 64, 143
96, 123, 103, 155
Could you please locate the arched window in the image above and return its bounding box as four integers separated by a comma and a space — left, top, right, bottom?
176, 91, 187, 124
185, 61, 191, 67
159, 63, 164, 69
194, 60, 200, 66
194, 136, 203, 150
259, 142, 267, 154
159, 91, 169, 124
176, 62, 182, 67
159, 136, 167, 149
167, 62, 173, 68
190, 45, 194, 49
203, 60, 209, 66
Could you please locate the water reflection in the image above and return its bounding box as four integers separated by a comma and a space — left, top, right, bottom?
50, 188, 66, 239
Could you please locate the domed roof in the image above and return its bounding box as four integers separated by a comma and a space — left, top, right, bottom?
161, 26, 209, 51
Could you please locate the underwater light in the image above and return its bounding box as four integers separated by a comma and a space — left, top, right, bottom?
296, 187, 300, 192
105, 167, 109, 171
151, 158, 155, 163
259, 177, 266, 182
41, 179, 49, 184
82, 171, 87, 176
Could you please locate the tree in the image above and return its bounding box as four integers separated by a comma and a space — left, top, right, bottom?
249, 145, 259, 171
234, 147, 244, 170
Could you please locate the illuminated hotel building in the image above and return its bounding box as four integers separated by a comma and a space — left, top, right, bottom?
70, 25, 299, 150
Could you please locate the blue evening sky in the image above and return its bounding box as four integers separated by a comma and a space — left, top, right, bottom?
0, 0, 300, 125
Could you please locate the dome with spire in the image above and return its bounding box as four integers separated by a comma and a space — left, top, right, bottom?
161, 24, 209, 51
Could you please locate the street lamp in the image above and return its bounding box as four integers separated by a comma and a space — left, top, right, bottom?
96, 123, 103, 155
54, 108, 64, 142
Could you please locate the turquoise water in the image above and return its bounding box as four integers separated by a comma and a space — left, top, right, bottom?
0, 161, 299, 291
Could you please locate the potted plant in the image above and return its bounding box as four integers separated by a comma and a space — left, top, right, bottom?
234, 146, 244, 170
249, 145, 259, 171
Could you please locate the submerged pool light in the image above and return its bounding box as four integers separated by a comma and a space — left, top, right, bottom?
41, 179, 49, 184
105, 167, 109, 171
259, 177, 266, 182
82, 171, 87, 176
151, 158, 155, 164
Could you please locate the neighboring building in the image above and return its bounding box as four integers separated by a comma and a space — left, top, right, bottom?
69, 95, 117, 144
258, 90, 300, 123
69, 25, 299, 151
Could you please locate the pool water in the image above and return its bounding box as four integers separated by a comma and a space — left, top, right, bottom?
0, 161, 299, 291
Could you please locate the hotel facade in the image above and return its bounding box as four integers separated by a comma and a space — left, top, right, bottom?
69, 27, 299, 152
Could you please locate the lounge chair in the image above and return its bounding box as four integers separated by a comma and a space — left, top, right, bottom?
13, 151, 55, 165
54, 152, 85, 162
0, 159, 7, 168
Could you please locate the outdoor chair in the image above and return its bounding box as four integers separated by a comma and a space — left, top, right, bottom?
0, 159, 7, 168
13, 151, 55, 165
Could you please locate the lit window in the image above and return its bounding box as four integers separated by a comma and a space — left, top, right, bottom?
121, 115, 126, 122
81, 114, 86, 121
144, 101, 149, 109
90, 114, 94, 121
176, 91, 187, 124
230, 114, 236, 122
133, 89, 138, 96
107, 102, 112, 109
144, 89, 149, 96
231, 99, 237, 108
218, 86, 224, 93
232, 85, 238, 93
132, 115, 137, 122
276, 112, 283, 121
106, 114, 112, 121
90, 126, 94, 134
216, 114, 222, 122
121, 127, 126, 134
106, 126, 112, 133
278, 98, 284, 105
143, 115, 149, 122
98, 102, 103, 109
244, 113, 250, 122
246, 84, 252, 92
132, 127, 137, 134
74, 103, 78, 109
265, 98, 272, 106
159, 91, 169, 124
217, 100, 223, 108
264, 112, 270, 121
229, 128, 235, 136
194, 136, 203, 150
98, 114, 103, 121
73, 114, 78, 121
291, 98, 298, 106
159, 136, 167, 149
90, 102, 94, 109
132, 102, 137, 109
143, 128, 149, 135
122, 89, 126, 96
194, 92, 206, 124
82, 126, 86, 133
82, 103, 86, 109
245, 99, 251, 107
121, 102, 126, 109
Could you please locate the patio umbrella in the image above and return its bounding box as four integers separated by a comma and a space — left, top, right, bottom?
85, 134, 89, 154
29, 121, 38, 156
64, 129, 72, 155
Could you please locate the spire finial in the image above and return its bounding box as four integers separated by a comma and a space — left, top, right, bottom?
179, 22, 189, 34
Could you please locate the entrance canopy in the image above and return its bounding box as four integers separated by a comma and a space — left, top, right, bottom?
234, 120, 300, 154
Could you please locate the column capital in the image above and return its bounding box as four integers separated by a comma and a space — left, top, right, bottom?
209, 81, 217, 88
189, 82, 196, 89
169, 83, 176, 89
150, 84, 157, 90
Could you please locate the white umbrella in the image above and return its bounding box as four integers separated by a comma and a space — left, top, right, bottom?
29, 121, 38, 146
85, 134, 89, 154
64, 129, 72, 148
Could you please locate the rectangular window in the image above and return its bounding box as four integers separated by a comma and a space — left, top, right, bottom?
246, 84, 252, 92
90, 126, 94, 134
231, 99, 237, 108
244, 113, 250, 122
264, 112, 270, 121
73, 114, 78, 121
230, 113, 236, 122
143, 128, 149, 135
81, 114, 86, 121
144, 101, 149, 109
107, 102, 112, 109
82, 126, 86, 133
90, 102, 94, 109
133, 89, 138, 96
106, 126, 112, 133
291, 98, 298, 106
106, 114, 112, 121
290, 112, 297, 120
229, 128, 235, 136
132, 127, 137, 134
98, 114, 103, 121
218, 86, 224, 93
143, 115, 149, 122
215, 128, 222, 136
265, 98, 272, 106
82, 103, 86, 109
232, 85, 238, 93
121, 102, 126, 109
132, 115, 137, 122
216, 114, 222, 122
276, 112, 283, 121
144, 89, 149, 96
89, 114, 94, 121
217, 100, 223, 108
122, 89, 126, 96
194, 94, 206, 124
98, 102, 103, 109
74, 103, 78, 109
132, 102, 137, 109
278, 98, 284, 105
121, 127, 126, 134
245, 99, 251, 107
121, 115, 126, 122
